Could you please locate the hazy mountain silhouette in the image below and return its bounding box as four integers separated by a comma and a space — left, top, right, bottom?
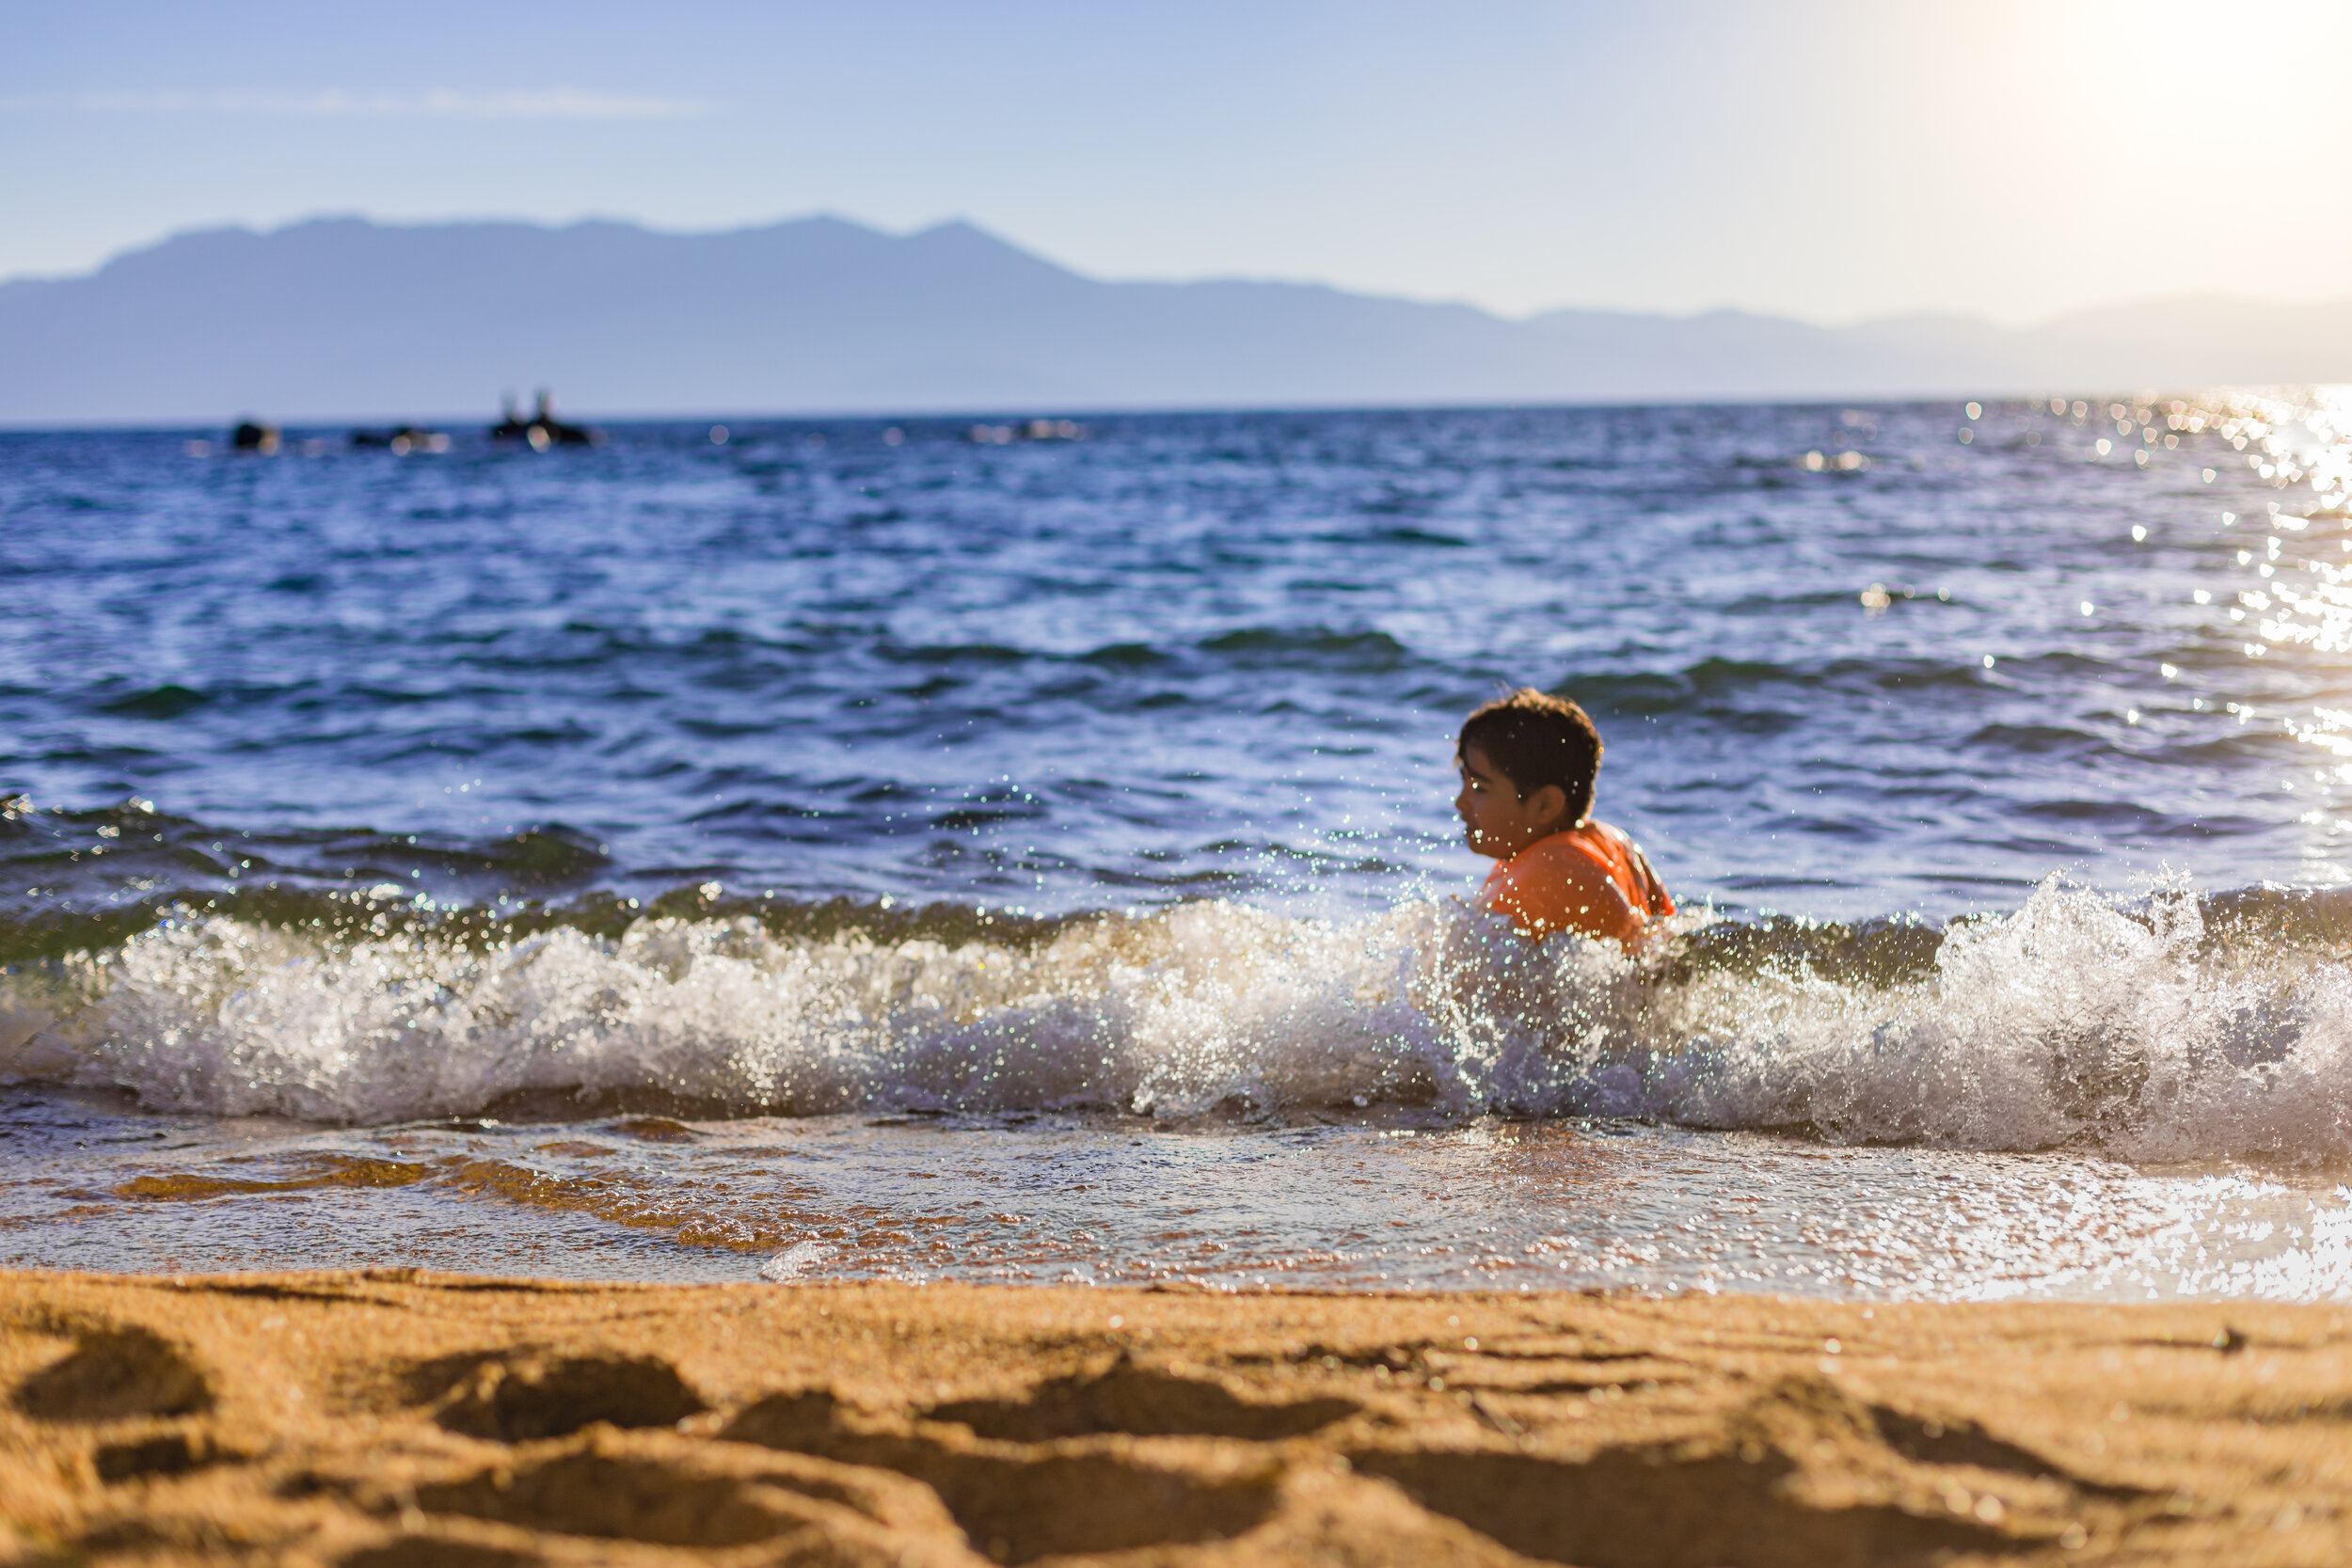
1, 214, 2346, 424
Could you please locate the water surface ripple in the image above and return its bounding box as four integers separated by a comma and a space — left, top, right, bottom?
7, 393, 2352, 1295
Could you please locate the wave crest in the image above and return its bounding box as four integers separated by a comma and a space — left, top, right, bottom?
4, 876, 2349, 1162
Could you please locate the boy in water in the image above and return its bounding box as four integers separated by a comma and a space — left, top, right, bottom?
1454, 688, 1674, 945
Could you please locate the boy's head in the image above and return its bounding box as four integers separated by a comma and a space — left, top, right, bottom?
1454, 688, 1602, 859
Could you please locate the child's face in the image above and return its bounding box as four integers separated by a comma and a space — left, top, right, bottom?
1454, 745, 1568, 860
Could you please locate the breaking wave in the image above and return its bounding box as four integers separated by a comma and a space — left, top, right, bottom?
5, 875, 2352, 1164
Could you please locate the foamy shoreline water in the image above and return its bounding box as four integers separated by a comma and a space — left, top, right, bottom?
5, 875, 2347, 1162
6, 875, 2352, 1300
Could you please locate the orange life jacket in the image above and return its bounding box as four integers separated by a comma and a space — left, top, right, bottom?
1477, 820, 1675, 945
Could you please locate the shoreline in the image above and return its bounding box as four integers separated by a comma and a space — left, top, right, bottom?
2, 1271, 2344, 1563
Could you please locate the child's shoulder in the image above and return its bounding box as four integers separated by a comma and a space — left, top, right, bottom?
1480, 827, 1640, 942
1578, 819, 1675, 920
1480, 821, 1673, 941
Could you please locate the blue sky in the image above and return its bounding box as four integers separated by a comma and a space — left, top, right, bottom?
6, 0, 2348, 324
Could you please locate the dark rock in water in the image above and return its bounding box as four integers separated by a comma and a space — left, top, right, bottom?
230, 420, 279, 454
350, 424, 447, 454
489, 389, 597, 451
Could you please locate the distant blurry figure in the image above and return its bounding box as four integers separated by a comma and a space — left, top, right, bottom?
490, 391, 529, 439
230, 420, 279, 455
490, 389, 598, 450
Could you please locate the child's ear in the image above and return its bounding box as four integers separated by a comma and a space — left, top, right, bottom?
1531, 783, 1569, 826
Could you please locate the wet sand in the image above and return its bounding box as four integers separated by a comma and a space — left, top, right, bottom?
1, 1272, 2345, 1565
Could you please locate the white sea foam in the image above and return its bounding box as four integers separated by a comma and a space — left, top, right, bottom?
3, 876, 2348, 1162
756, 1241, 833, 1282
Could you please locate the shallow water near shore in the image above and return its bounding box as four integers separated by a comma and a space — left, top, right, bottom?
8, 394, 2352, 1296
8, 1089, 2351, 1300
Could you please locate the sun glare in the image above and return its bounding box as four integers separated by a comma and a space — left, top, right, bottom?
1848, 0, 2352, 319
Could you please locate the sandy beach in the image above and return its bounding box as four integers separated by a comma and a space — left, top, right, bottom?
0, 1272, 2344, 1565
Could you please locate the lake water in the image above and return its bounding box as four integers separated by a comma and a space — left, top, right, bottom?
5, 393, 2352, 1297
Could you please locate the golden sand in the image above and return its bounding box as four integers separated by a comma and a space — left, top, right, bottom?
1, 1271, 2346, 1565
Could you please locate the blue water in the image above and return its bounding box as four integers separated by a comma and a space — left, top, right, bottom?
6, 397, 2344, 922
8, 391, 2352, 1295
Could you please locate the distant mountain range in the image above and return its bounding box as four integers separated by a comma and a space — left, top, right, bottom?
2, 214, 2346, 425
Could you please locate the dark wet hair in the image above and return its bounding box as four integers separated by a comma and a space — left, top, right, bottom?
1457, 688, 1601, 823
